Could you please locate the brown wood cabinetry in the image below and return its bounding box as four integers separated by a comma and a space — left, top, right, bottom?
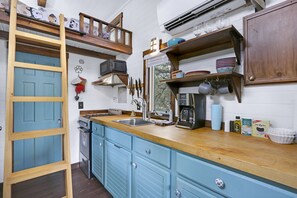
244, 0, 297, 85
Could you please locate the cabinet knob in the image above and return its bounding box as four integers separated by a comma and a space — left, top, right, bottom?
248, 75, 255, 81
99, 143, 102, 147
94, 127, 97, 131
215, 178, 225, 189
132, 162, 137, 169
145, 149, 151, 155
175, 189, 181, 198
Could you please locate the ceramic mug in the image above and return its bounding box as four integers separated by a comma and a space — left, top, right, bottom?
198, 81, 216, 95
218, 81, 233, 94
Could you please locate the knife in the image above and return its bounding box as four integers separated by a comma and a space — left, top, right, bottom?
138, 78, 142, 95
135, 79, 139, 98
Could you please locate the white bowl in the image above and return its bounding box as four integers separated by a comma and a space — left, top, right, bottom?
268, 133, 295, 144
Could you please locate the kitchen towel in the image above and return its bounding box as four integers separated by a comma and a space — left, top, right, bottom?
211, 104, 223, 130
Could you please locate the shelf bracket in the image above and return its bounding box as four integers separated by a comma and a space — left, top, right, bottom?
230, 31, 241, 65
230, 75, 242, 103
166, 52, 179, 71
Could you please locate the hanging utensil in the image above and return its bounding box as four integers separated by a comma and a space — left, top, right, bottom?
130, 77, 134, 98
138, 78, 142, 95
135, 79, 139, 98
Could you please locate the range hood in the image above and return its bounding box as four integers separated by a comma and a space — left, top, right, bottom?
92, 73, 128, 86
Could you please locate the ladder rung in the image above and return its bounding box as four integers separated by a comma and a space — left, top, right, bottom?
11, 128, 66, 141
12, 96, 63, 102
7, 161, 69, 184
14, 61, 63, 73
15, 30, 61, 47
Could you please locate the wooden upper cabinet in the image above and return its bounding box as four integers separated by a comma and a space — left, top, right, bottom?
244, 0, 297, 85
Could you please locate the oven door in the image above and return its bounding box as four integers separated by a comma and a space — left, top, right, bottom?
79, 127, 90, 159
79, 152, 91, 179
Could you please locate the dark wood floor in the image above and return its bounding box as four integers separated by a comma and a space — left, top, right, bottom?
0, 166, 112, 198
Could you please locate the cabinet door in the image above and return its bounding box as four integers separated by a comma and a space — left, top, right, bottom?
175, 177, 222, 198
244, 1, 297, 85
132, 155, 170, 198
105, 140, 132, 198
91, 134, 104, 184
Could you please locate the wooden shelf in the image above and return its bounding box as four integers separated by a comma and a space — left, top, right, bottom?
161, 72, 243, 103
160, 26, 243, 70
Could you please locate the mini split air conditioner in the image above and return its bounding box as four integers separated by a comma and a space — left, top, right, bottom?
157, 0, 263, 35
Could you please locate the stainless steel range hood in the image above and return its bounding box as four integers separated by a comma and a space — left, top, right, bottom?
92, 73, 128, 86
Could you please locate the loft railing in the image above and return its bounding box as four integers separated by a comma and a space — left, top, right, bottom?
79, 12, 132, 48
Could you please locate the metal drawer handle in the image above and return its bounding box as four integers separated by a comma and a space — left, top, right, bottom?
132, 162, 137, 169
145, 148, 151, 155
175, 189, 181, 198
215, 178, 225, 189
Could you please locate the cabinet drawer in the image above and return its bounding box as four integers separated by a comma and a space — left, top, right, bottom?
92, 122, 104, 137
134, 137, 170, 168
176, 152, 296, 198
105, 127, 132, 150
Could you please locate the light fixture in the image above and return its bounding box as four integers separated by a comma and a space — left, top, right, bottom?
150, 37, 159, 52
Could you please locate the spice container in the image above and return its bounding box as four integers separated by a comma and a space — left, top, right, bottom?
234, 116, 241, 133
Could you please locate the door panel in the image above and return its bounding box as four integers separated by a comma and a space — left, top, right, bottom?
13, 52, 62, 172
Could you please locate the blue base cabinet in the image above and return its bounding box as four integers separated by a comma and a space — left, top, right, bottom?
91, 134, 104, 184
104, 127, 132, 198
175, 177, 224, 198
175, 151, 297, 198
105, 140, 132, 198
90, 122, 297, 198
132, 155, 170, 198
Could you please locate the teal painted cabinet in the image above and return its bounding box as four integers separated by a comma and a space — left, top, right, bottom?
175, 151, 297, 198
175, 177, 223, 198
132, 155, 170, 198
105, 139, 132, 198
91, 133, 104, 184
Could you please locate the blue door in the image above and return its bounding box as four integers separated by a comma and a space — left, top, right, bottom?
13, 52, 62, 172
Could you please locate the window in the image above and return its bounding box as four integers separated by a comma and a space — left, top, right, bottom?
150, 62, 171, 113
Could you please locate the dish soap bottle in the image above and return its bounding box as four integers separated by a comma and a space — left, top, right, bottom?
234, 116, 241, 133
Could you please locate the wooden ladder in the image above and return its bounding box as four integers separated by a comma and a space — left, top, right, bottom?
3, 0, 73, 197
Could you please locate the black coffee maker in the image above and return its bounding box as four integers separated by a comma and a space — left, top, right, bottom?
176, 93, 206, 129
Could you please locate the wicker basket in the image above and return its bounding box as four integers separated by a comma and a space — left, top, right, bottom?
267, 128, 296, 144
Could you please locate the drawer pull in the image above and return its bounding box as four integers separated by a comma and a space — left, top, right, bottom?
175, 189, 181, 198
145, 148, 151, 155
215, 178, 225, 189
114, 144, 122, 149
132, 162, 137, 169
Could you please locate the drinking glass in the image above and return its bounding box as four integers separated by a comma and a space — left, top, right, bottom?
193, 23, 204, 37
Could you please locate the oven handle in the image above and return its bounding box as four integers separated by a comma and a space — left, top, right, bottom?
78, 127, 90, 133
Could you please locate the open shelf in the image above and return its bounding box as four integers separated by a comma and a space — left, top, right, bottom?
160, 26, 243, 70
161, 72, 243, 103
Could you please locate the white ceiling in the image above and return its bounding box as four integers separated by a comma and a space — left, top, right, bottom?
22, 0, 130, 21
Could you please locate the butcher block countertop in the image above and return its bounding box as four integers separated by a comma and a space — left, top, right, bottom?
91, 115, 297, 190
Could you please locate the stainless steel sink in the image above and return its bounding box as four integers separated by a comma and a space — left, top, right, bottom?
113, 118, 153, 126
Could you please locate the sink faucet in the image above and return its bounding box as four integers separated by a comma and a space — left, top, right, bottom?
131, 97, 148, 120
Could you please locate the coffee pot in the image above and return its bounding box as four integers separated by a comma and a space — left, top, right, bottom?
176, 93, 206, 129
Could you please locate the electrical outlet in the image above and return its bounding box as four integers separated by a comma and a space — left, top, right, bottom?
78, 102, 84, 109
